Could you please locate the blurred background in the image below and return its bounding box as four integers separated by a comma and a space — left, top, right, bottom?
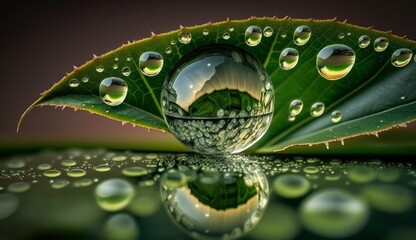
0, 0, 415, 151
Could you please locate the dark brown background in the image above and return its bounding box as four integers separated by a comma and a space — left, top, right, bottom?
1, 0, 415, 147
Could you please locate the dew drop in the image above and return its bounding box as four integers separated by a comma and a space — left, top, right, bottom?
202, 29, 209, 36
112, 155, 127, 161
37, 163, 51, 170
263, 26, 273, 37
94, 164, 111, 172
331, 110, 343, 123
67, 168, 87, 178
281, 32, 287, 38
165, 47, 172, 54
96, 65, 104, 73
126, 57, 131, 61
273, 174, 311, 198
303, 166, 319, 174
178, 31, 192, 44
310, 102, 325, 117
82, 76, 89, 83
61, 159, 77, 167
7, 182, 31, 193
288, 115, 296, 122
222, 32, 230, 40
69, 79, 79, 88
245, 26, 262, 46
95, 179, 135, 211
51, 179, 70, 189
99, 77, 128, 106
139, 51, 163, 76
316, 44, 355, 80
289, 99, 303, 116
43, 169, 61, 178
391, 48, 413, 67
293, 25, 311, 46
122, 167, 148, 177
279, 48, 299, 70
374, 37, 389, 52
161, 44, 273, 154
358, 35, 371, 48
338, 32, 345, 39
122, 67, 131, 76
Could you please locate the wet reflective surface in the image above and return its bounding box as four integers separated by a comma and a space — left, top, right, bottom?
0, 150, 415, 239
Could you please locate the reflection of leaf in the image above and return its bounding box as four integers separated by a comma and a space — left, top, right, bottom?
18, 18, 416, 152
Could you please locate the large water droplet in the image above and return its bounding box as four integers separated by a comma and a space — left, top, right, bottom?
95, 179, 135, 211
374, 37, 389, 52
279, 48, 299, 70
289, 99, 303, 116
331, 110, 343, 123
139, 51, 163, 76
310, 102, 325, 117
316, 44, 355, 80
273, 174, 311, 198
358, 35, 371, 48
338, 32, 345, 39
178, 31, 192, 44
391, 48, 413, 67
161, 44, 274, 154
99, 77, 128, 106
293, 25, 311, 46
245, 26, 262, 46
103, 214, 139, 240
301, 189, 369, 238
69, 79, 79, 88
263, 26, 273, 37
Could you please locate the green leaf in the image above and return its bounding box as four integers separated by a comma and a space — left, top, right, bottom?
18, 17, 416, 152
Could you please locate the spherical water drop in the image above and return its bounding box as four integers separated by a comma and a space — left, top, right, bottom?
316, 44, 355, 80
162, 169, 187, 189
281, 32, 287, 38
99, 77, 128, 106
301, 189, 369, 238
289, 99, 303, 116
161, 44, 274, 154
310, 102, 325, 117
69, 79, 79, 88
331, 110, 343, 123
245, 26, 262, 46
96, 65, 104, 73
82, 76, 89, 83
121, 67, 131, 76
374, 37, 389, 52
391, 48, 413, 67
7, 182, 30, 193
103, 214, 139, 240
222, 32, 230, 40
73, 178, 93, 187
67, 168, 86, 178
338, 32, 345, 39
358, 35, 371, 48
279, 48, 299, 70
43, 169, 61, 177
95, 179, 135, 211
202, 29, 209, 36
273, 174, 311, 198
170, 40, 176, 45
139, 51, 163, 76
165, 47, 172, 54
293, 25, 311, 46
288, 115, 296, 122
263, 26, 273, 37
229, 27, 234, 32
178, 31, 192, 44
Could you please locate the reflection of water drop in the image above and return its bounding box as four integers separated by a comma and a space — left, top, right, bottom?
348, 166, 376, 183
99, 77, 128, 106
94, 164, 111, 172
95, 179, 135, 211
44, 169, 62, 177
163, 169, 187, 188
310, 102, 325, 117
122, 167, 148, 177
96, 65, 104, 73
139, 51, 164, 76
279, 48, 299, 70
391, 48, 413, 67
122, 67, 131, 76
67, 168, 87, 178
103, 214, 139, 240
358, 35, 371, 48
7, 181, 31, 193
374, 37, 389, 52
38, 163, 52, 170
273, 174, 311, 198
6, 159, 25, 168
161, 44, 273, 154
338, 32, 345, 39
51, 179, 70, 189
301, 189, 369, 238
293, 25, 311, 46
316, 44, 355, 80
245, 26, 262, 46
